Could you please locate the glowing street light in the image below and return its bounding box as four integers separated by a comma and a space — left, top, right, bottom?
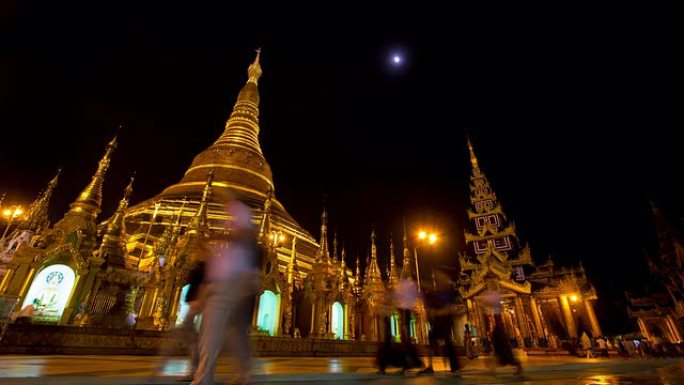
414, 229, 439, 292
1, 205, 24, 241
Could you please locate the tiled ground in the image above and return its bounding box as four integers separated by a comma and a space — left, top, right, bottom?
0, 354, 682, 385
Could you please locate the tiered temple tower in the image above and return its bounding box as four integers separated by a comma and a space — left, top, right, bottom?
460, 137, 600, 347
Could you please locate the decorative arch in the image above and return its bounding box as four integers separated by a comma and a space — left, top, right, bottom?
257, 290, 280, 336
331, 301, 344, 339
35, 244, 86, 271
21, 264, 77, 323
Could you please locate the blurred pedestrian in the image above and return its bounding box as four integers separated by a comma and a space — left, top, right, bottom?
418, 269, 461, 375
192, 193, 261, 385
491, 312, 523, 375
377, 278, 422, 374
581, 331, 594, 358
179, 260, 205, 382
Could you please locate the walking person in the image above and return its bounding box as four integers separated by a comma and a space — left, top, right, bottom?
192, 193, 261, 385
581, 331, 594, 358
490, 312, 523, 375
393, 278, 422, 372
418, 268, 461, 375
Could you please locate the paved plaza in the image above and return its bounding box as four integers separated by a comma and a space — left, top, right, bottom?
0, 354, 683, 385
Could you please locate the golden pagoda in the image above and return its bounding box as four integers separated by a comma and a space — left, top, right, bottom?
124, 50, 319, 273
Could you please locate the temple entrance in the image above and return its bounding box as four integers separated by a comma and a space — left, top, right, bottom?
390, 313, 398, 341
295, 292, 311, 338
331, 301, 344, 339
21, 264, 76, 323
257, 290, 280, 336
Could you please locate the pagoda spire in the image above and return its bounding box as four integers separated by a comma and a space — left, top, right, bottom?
258, 187, 273, 243
461, 137, 532, 299
467, 135, 480, 170
98, 175, 134, 267
401, 218, 413, 280
187, 170, 213, 236
364, 227, 383, 289
332, 231, 339, 264
54, 136, 116, 234
287, 236, 299, 285
215, 49, 264, 155
18, 168, 60, 232
315, 206, 330, 263
340, 245, 347, 271
388, 234, 399, 287
354, 255, 362, 293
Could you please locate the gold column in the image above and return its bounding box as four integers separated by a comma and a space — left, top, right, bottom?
559, 295, 577, 337
514, 296, 530, 338
583, 299, 602, 337
16, 266, 37, 311
666, 315, 683, 342
637, 319, 651, 340
4, 263, 33, 296
136, 286, 159, 329
343, 303, 349, 340
0, 266, 15, 293
529, 297, 545, 339
60, 273, 86, 325
167, 286, 182, 326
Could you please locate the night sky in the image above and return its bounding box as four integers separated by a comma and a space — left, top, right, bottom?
1, 4, 681, 333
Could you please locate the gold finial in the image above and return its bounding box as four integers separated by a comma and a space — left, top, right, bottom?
467, 134, 479, 169
123, 174, 135, 201
49, 168, 62, 187
247, 48, 262, 84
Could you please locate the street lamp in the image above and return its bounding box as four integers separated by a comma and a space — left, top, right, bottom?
1, 205, 23, 241
414, 230, 438, 292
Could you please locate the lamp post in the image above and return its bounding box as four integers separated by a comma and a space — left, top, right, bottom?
1, 205, 24, 241
414, 230, 438, 292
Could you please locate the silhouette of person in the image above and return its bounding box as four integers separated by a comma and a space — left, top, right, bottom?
192, 192, 261, 385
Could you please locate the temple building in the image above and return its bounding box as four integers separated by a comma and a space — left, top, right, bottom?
459, 138, 601, 349
0, 51, 603, 351
0, 51, 425, 343
625, 203, 684, 343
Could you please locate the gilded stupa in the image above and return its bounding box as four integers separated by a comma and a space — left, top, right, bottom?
124, 51, 318, 272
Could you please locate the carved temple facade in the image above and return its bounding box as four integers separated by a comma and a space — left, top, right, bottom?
1, 51, 603, 349
458, 139, 602, 348
625, 203, 684, 343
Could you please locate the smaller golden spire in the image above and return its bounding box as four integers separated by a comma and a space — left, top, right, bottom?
98, 174, 134, 267
354, 254, 362, 289
365, 226, 383, 286
401, 218, 413, 280
332, 231, 339, 264
287, 236, 298, 285
19, 168, 61, 231
247, 48, 262, 84
467, 135, 479, 170
340, 245, 346, 270
316, 205, 330, 263
187, 171, 213, 235
258, 187, 273, 243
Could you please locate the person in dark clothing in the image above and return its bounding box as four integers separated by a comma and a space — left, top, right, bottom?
418, 269, 461, 375
491, 313, 522, 375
